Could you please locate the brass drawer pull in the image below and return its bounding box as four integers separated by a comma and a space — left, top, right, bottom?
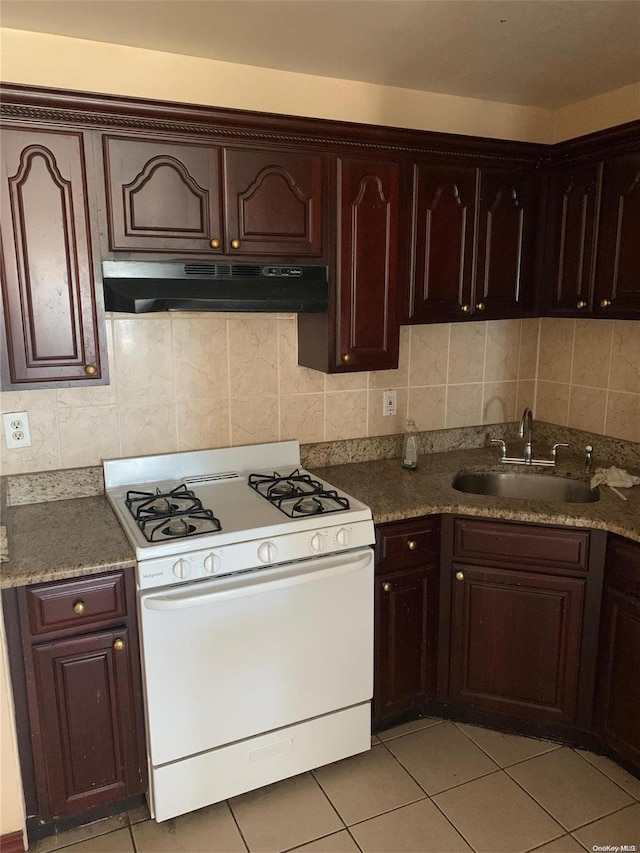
407, 539, 418, 551
382, 582, 392, 592
84, 365, 97, 376
455, 571, 465, 581
577, 300, 586, 309
231, 239, 241, 249
73, 601, 85, 615
113, 639, 125, 651
600, 299, 611, 308
209, 238, 220, 249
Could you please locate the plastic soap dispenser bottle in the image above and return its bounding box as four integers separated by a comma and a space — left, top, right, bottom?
402, 419, 419, 470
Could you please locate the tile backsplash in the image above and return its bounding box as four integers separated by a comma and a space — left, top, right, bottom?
0, 315, 637, 476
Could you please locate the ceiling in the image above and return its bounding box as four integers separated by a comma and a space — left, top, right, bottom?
2, 0, 640, 109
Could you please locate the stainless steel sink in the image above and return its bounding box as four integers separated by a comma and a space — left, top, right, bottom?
452, 471, 599, 503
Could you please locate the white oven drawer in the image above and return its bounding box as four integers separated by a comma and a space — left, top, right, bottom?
139, 547, 374, 767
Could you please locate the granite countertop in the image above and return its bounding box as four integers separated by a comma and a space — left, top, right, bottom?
311, 447, 640, 543
1, 446, 639, 590
0, 496, 136, 589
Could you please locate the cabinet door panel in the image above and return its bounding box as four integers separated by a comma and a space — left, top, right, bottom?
546, 164, 599, 314
449, 564, 585, 723
1, 127, 104, 385
103, 136, 222, 253
31, 628, 143, 817
409, 164, 476, 322
224, 148, 324, 256
374, 565, 437, 720
475, 170, 537, 316
593, 152, 640, 317
596, 585, 640, 765
337, 157, 400, 370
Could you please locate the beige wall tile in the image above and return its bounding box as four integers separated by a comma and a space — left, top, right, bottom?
280, 394, 325, 443
230, 395, 279, 445
517, 380, 537, 416
484, 320, 521, 382
572, 319, 613, 389
278, 319, 325, 395
610, 320, 640, 394
0, 409, 60, 475
483, 381, 518, 425
58, 406, 121, 467
605, 391, 640, 442
518, 318, 540, 381
568, 386, 607, 434
0, 390, 56, 412
446, 384, 483, 428
325, 372, 368, 392
228, 316, 278, 397
173, 317, 229, 400
177, 398, 230, 450
536, 381, 570, 426
114, 318, 174, 405
448, 322, 486, 384
538, 318, 574, 383
367, 389, 408, 436
119, 403, 177, 457
408, 324, 449, 387
369, 327, 410, 389
408, 387, 446, 431
326, 391, 368, 440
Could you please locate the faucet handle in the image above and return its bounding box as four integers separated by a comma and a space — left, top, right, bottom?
490, 438, 507, 460
551, 442, 570, 461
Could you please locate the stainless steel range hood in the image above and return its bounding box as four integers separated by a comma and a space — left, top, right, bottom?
102, 260, 328, 314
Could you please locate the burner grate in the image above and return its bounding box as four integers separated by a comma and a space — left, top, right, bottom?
125, 483, 222, 542
248, 470, 350, 518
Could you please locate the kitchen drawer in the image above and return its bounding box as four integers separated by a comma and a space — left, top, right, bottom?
375, 517, 439, 573
453, 517, 590, 572
605, 535, 640, 596
26, 572, 127, 636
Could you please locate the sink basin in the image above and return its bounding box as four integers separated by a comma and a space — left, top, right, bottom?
452, 471, 599, 503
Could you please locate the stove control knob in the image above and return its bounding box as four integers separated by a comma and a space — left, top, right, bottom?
203, 553, 220, 574
335, 528, 350, 547
310, 532, 326, 552
172, 558, 190, 579
258, 541, 278, 564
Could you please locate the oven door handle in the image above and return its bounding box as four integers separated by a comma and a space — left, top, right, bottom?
142, 548, 373, 611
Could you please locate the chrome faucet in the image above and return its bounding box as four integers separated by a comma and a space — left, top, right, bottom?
519, 407, 534, 463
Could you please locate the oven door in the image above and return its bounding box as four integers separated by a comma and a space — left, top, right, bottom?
139, 547, 374, 768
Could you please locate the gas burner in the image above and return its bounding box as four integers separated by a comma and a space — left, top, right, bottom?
125, 484, 222, 542
248, 470, 350, 518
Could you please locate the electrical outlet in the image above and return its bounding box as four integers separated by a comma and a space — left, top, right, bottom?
3, 411, 32, 449
383, 390, 397, 417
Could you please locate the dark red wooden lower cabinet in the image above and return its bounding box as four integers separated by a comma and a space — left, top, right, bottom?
31, 628, 144, 817
448, 563, 585, 724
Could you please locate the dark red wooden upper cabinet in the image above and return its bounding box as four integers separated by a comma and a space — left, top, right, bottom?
593, 152, 640, 318
223, 148, 325, 257
335, 157, 400, 371
409, 164, 477, 323
0, 126, 106, 388
545, 163, 600, 315
475, 168, 538, 318
102, 135, 223, 254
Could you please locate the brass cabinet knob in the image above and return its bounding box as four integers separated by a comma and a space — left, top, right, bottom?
382, 582, 392, 592
73, 601, 85, 614
407, 539, 418, 551
113, 639, 125, 651
476, 302, 486, 311
84, 364, 97, 376
209, 238, 220, 249
231, 239, 241, 249
576, 300, 586, 309
600, 299, 611, 308
341, 353, 352, 364
455, 571, 465, 581
461, 304, 471, 314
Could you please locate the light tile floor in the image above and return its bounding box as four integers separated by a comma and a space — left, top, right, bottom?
30, 718, 640, 853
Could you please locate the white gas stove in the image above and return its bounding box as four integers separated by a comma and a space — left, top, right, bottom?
103, 440, 375, 822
